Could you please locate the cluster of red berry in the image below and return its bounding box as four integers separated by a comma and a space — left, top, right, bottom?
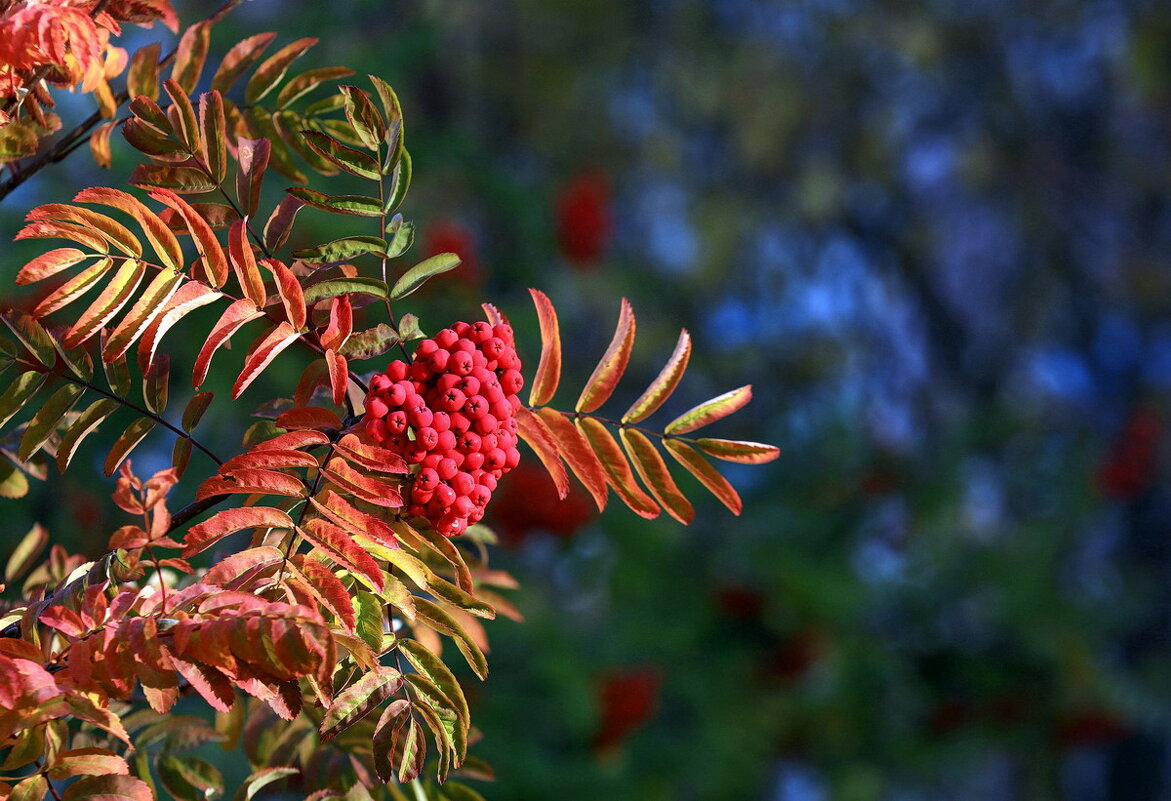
363, 321, 524, 536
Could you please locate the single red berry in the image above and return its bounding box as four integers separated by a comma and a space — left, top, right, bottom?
416, 427, 439, 449
437, 458, 459, 480
431, 411, 451, 432
452, 496, 475, 517
458, 431, 482, 452
410, 361, 433, 381
436, 328, 459, 349
416, 339, 439, 356
366, 397, 389, 419
452, 471, 475, 496
465, 395, 489, 419
440, 388, 466, 412
387, 361, 410, 381
408, 406, 434, 429
464, 451, 485, 470
387, 411, 409, 434
501, 369, 524, 396
485, 448, 507, 470
371, 374, 392, 392
435, 484, 457, 507
428, 349, 450, 372
449, 413, 471, 434
475, 414, 499, 435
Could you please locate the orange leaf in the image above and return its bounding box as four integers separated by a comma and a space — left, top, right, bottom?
527, 288, 561, 406
26, 203, 140, 257
63, 258, 145, 348
620, 429, 694, 524
32, 257, 112, 318
203, 546, 285, 587
663, 439, 741, 515
148, 188, 229, 288
198, 90, 227, 182
695, 438, 780, 465
184, 506, 294, 556
137, 280, 220, 370
575, 298, 635, 413
263, 258, 306, 330
193, 298, 264, 388
533, 407, 608, 511
514, 407, 569, 500
104, 268, 182, 362
232, 322, 300, 399
623, 329, 691, 423
16, 219, 109, 252
16, 248, 87, 285
73, 187, 184, 271
228, 220, 266, 307
575, 416, 659, 519
664, 385, 752, 435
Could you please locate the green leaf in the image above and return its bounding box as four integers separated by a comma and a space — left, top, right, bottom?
157, 754, 223, 801
245, 37, 318, 104
183, 392, 214, 432
300, 130, 381, 179
4, 523, 47, 583
412, 598, 488, 680
57, 398, 118, 473
287, 187, 382, 216
19, 382, 85, 461
340, 324, 400, 360
441, 783, 489, 801
397, 638, 471, 736
384, 215, 415, 258
1, 310, 56, 368
390, 253, 460, 300
319, 668, 403, 741
355, 590, 388, 653
104, 417, 156, 476
277, 66, 355, 107
340, 85, 385, 149
664, 385, 753, 435
694, 437, 780, 464
0, 371, 48, 429
235, 767, 299, 801
384, 148, 412, 212
302, 277, 390, 305
293, 236, 388, 264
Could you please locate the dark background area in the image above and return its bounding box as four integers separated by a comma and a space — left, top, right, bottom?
5, 1, 1171, 799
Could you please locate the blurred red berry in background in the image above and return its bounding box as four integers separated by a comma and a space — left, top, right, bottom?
488, 462, 596, 545
424, 217, 482, 286
1096, 406, 1161, 499
556, 171, 613, 265
593, 667, 661, 756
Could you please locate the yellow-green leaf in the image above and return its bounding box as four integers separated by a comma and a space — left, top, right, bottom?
664, 385, 753, 435
623, 329, 691, 423
620, 428, 694, 524
575, 298, 635, 413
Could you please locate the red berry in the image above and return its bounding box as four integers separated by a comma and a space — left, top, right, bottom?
387, 361, 410, 381
449, 413, 471, 434
465, 395, 489, 419
416, 427, 439, 449
370, 374, 392, 392
366, 397, 389, 418
440, 388, 466, 412
452, 496, 475, 517
416, 339, 439, 356
437, 430, 457, 453
387, 411, 408, 434
437, 458, 458, 480
408, 406, 434, 429
428, 349, 450, 372
435, 484, 457, 507
501, 369, 524, 396
366, 418, 388, 442
436, 328, 459, 349
474, 414, 499, 435
463, 451, 485, 471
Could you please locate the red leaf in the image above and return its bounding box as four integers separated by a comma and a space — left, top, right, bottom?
203, 546, 285, 587
263, 258, 306, 330
275, 406, 342, 431
219, 449, 320, 473
253, 430, 330, 451
236, 138, 271, 219
310, 491, 398, 549
193, 298, 264, 388
528, 288, 561, 406
233, 322, 301, 399
184, 506, 295, 556
333, 434, 407, 475
211, 32, 278, 94
104, 268, 182, 362
228, 220, 266, 307
196, 469, 306, 500
534, 407, 608, 511
576, 298, 635, 413
301, 519, 385, 590
515, 407, 570, 500
293, 556, 357, 630
323, 350, 346, 408
320, 296, 352, 352
321, 458, 404, 508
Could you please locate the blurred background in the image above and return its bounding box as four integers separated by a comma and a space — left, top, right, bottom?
5, 0, 1171, 799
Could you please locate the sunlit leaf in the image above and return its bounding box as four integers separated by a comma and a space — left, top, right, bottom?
576, 298, 636, 413
575, 416, 659, 519
390, 252, 460, 300
623, 329, 691, 423
694, 437, 780, 464
620, 428, 694, 524
528, 288, 561, 406
664, 385, 753, 435
104, 417, 156, 476
663, 439, 742, 515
